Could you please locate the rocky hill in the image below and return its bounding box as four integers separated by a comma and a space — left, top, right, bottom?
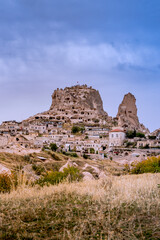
25, 85, 112, 126
24, 85, 149, 132
116, 93, 149, 133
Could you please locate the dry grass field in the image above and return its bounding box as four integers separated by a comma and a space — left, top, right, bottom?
0, 173, 160, 239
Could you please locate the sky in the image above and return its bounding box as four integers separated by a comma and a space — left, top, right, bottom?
0, 0, 160, 132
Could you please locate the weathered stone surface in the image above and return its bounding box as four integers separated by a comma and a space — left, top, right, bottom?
50, 85, 106, 115
117, 93, 149, 133
151, 128, 160, 137
23, 86, 149, 132
0, 164, 11, 175
49, 85, 109, 124
82, 171, 94, 181
117, 93, 139, 128
98, 171, 108, 180
25, 85, 111, 126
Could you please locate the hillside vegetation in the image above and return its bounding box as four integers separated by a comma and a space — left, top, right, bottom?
131, 156, 160, 174
0, 173, 160, 239
0, 151, 125, 176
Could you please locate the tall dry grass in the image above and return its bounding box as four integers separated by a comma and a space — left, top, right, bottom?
0, 173, 160, 239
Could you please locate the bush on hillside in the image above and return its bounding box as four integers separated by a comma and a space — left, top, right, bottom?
0, 174, 13, 193
48, 151, 61, 161
126, 130, 136, 139
24, 155, 31, 162
126, 130, 145, 139
83, 154, 88, 159
62, 151, 78, 158
50, 143, 58, 152
136, 132, 145, 138
36, 166, 82, 186
71, 126, 84, 134
131, 156, 160, 174
148, 135, 156, 140
32, 164, 45, 175
90, 148, 95, 154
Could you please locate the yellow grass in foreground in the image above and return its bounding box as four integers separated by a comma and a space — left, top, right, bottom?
1, 173, 160, 239
2, 173, 160, 206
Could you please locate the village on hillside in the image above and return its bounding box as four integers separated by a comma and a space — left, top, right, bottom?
0, 85, 160, 166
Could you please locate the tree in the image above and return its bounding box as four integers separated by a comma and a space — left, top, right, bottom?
71, 126, 84, 134
71, 126, 80, 134
90, 148, 95, 154
126, 130, 136, 139
50, 143, 58, 152
136, 132, 145, 138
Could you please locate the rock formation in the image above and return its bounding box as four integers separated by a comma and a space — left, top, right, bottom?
23, 85, 149, 132
151, 128, 160, 137
0, 164, 11, 175
26, 85, 112, 126
117, 93, 149, 133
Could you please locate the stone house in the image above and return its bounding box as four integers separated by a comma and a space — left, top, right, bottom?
137, 139, 160, 148
109, 128, 125, 147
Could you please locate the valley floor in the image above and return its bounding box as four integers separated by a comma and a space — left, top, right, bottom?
0, 173, 160, 239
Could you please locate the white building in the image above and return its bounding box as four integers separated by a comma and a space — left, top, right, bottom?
109, 128, 125, 147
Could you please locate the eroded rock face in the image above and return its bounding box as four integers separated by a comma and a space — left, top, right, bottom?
49, 85, 109, 124
26, 85, 111, 126
50, 85, 106, 115
117, 93, 139, 129
117, 93, 149, 133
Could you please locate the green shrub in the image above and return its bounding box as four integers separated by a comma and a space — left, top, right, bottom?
126, 130, 136, 139
148, 135, 156, 140
69, 152, 78, 158
131, 156, 160, 174
136, 132, 145, 138
126, 130, 145, 139
71, 126, 84, 134
139, 144, 150, 149
62, 152, 78, 158
90, 148, 95, 154
24, 155, 31, 162
37, 166, 81, 186
50, 143, 58, 152
32, 164, 45, 175
83, 154, 88, 159
0, 174, 12, 193
48, 151, 61, 160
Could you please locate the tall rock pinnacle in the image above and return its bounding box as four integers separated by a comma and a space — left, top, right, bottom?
116, 93, 149, 133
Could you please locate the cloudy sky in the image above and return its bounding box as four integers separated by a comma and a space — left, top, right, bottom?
0, 0, 160, 132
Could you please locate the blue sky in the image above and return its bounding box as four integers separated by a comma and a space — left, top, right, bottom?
0, 0, 160, 132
